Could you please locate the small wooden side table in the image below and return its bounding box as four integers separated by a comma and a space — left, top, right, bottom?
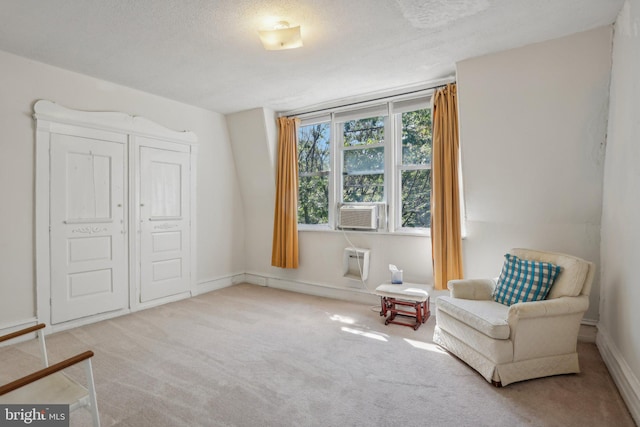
374, 283, 431, 331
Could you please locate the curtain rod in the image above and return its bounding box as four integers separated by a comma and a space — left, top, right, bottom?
284, 79, 455, 119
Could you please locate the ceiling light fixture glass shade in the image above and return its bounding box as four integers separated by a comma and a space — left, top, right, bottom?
258, 21, 303, 50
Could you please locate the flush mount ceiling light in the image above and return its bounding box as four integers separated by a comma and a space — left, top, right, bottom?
258, 21, 303, 50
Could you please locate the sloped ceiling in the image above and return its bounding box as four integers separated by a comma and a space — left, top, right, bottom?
0, 0, 624, 114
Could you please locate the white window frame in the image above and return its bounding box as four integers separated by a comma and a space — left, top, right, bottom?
294, 93, 438, 235
335, 110, 390, 210
392, 98, 432, 234
297, 115, 333, 230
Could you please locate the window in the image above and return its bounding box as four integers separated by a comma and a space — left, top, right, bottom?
397, 108, 431, 229
295, 94, 436, 233
340, 116, 386, 203
297, 121, 330, 225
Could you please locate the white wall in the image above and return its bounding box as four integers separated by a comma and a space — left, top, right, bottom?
599, 0, 640, 422
226, 108, 278, 279
0, 50, 245, 327
456, 27, 613, 322
226, 109, 434, 303
226, 28, 613, 309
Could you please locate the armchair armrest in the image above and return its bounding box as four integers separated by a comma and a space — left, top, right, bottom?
0, 351, 94, 396
508, 295, 590, 321
448, 279, 496, 300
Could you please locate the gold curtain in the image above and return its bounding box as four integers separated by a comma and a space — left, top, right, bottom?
431, 83, 463, 290
271, 117, 300, 269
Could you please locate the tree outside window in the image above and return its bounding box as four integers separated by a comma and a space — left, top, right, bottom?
295, 98, 436, 231
399, 108, 432, 228
297, 122, 330, 224
342, 117, 385, 203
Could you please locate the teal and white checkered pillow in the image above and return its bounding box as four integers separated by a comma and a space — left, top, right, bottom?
493, 254, 562, 306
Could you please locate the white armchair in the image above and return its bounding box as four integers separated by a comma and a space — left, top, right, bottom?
433, 248, 595, 386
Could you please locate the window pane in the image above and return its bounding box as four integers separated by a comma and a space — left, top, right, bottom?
344, 147, 384, 175
298, 122, 330, 225
298, 175, 329, 224
298, 123, 330, 173
402, 109, 432, 165
343, 174, 384, 203
401, 169, 431, 228
341, 116, 386, 203
343, 117, 385, 147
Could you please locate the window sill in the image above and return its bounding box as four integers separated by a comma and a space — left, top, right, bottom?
297, 225, 430, 237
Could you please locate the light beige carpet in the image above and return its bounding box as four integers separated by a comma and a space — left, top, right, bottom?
0, 283, 635, 427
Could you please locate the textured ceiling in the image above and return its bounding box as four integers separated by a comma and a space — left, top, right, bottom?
0, 0, 624, 114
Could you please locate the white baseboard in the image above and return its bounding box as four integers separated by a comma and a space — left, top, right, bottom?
243, 272, 379, 306
52, 289, 199, 333
133, 291, 192, 312
578, 324, 597, 343
244, 273, 267, 287
0, 317, 39, 346
50, 308, 132, 334
0, 317, 38, 332
196, 273, 245, 295
596, 325, 640, 425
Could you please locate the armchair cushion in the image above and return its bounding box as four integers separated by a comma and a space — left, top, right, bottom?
448, 279, 495, 300
510, 248, 589, 298
437, 296, 511, 339
493, 254, 561, 306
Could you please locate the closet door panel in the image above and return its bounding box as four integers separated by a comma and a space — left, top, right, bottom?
139, 145, 191, 302
49, 134, 128, 324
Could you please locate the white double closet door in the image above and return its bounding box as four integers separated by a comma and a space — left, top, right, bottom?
48, 134, 192, 324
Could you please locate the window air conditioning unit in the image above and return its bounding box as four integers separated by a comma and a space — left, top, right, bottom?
338, 204, 378, 230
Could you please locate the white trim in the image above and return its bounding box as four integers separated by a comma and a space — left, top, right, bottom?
596, 325, 640, 425
243, 272, 379, 306
0, 317, 39, 340
297, 223, 332, 232
0, 318, 40, 347
240, 274, 442, 312
35, 118, 52, 327
133, 291, 192, 312
189, 144, 199, 297
578, 324, 597, 343
282, 77, 455, 118
329, 113, 338, 228
48, 308, 131, 334
34, 100, 197, 144
128, 134, 139, 312
47, 286, 208, 333
196, 273, 245, 295
244, 274, 268, 287
298, 227, 428, 237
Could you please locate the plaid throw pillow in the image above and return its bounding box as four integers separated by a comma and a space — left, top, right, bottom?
493, 254, 562, 306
